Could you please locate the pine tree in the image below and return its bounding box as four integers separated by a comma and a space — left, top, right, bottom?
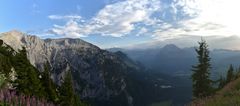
59, 71, 75, 106
42, 62, 59, 102
13, 47, 45, 98
0, 42, 15, 77
192, 39, 213, 98
226, 64, 234, 83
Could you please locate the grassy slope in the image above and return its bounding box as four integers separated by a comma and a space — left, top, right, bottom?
189, 78, 240, 106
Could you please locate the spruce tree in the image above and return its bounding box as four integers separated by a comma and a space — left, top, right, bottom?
192, 39, 213, 98
226, 64, 234, 83
42, 62, 59, 102
59, 71, 75, 106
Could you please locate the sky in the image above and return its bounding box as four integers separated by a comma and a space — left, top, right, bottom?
1, 0, 240, 49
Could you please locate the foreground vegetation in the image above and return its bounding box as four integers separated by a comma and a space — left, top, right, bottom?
0, 89, 56, 106
189, 39, 240, 106
189, 77, 240, 106
0, 40, 87, 105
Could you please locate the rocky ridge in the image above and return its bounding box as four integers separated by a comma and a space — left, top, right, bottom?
0, 30, 138, 105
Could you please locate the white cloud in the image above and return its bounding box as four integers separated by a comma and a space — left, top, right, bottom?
92, 0, 161, 36
49, 20, 86, 38
48, 15, 82, 20
49, 0, 161, 37
137, 27, 148, 36
48, 0, 240, 42
154, 0, 240, 40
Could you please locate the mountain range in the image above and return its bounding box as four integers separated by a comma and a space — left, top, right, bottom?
4, 30, 239, 105
0, 30, 191, 106
109, 44, 240, 78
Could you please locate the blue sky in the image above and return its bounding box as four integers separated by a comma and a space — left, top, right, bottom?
1, 0, 240, 49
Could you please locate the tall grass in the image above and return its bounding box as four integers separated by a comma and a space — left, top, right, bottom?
189, 78, 240, 106
0, 89, 57, 106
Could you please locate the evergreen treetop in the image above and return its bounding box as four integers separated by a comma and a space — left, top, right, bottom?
192, 39, 213, 98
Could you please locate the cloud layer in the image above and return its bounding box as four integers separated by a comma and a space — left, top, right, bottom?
154, 0, 240, 40
48, 0, 162, 37
48, 0, 240, 40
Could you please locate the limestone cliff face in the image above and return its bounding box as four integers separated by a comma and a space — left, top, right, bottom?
0, 30, 134, 103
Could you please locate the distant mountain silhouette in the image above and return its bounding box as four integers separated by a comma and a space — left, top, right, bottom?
110, 44, 240, 78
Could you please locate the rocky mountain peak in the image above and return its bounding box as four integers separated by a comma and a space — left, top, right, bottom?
0, 30, 25, 50
5, 30, 23, 36
44, 38, 100, 50
0, 31, 100, 51
162, 44, 179, 49
161, 44, 181, 52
